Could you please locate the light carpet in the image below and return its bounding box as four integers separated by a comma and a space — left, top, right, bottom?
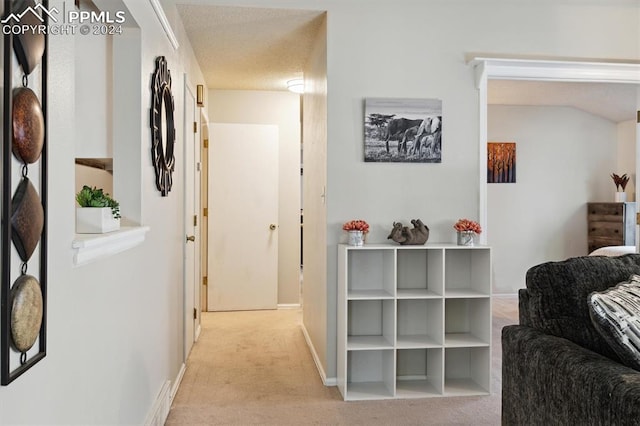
166, 298, 517, 425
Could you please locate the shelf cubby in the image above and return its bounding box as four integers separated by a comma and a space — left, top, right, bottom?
347, 299, 395, 350
396, 348, 443, 398
444, 248, 491, 297
397, 249, 443, 298
444, 298, 490, 347
346, 349, 395, 400
397, 299, 443, 348
347, 249, 395, 299
444, 347, 490, 396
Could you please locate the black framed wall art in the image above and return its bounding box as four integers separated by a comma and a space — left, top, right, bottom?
1, 0, 49, 385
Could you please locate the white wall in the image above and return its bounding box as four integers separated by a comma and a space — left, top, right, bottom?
0, 3, 635, 420
302, 16, 329, 379
194, 0, 640, 381
0, 0, 207, 423
208, 90, 301, 306
75, 31, 112, 158
487, 105, 618, 294
618, 119, 637, 200
75, 164, 113, 195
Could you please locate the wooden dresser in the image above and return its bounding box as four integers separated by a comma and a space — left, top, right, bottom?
587, 202, 637, 253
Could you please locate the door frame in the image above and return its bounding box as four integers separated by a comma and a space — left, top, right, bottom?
471, 57, 640, 245
199, 110, 210, 313
182, 75, 202, 360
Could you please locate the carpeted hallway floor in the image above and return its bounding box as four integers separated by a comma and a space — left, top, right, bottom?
166, 297, 517, 425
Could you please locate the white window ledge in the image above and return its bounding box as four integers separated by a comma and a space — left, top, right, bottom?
72, 226, 150, 266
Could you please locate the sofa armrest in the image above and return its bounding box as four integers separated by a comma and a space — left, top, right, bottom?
502, 324, 640, 426
518, 288, 532, 327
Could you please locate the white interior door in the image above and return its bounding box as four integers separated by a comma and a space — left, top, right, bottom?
183, 78, 200, 358
209, 123, 279, 311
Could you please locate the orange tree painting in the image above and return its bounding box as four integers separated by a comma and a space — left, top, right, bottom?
488, 142, 516, 183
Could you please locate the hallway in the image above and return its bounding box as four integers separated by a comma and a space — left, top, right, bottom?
166, 298, 517, 425
166, 309, 339, 424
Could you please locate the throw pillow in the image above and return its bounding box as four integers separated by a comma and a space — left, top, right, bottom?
588, 275, 640, 371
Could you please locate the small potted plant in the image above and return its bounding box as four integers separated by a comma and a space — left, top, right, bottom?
342, 219, 369, 246
454, 218, 482, 246
611, 173, 630, 202
75, 185, 121, 233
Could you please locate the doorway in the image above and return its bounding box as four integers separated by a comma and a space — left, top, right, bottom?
473, 58, 640, 294
206, 90, 303, 312
176, 4, 329, 385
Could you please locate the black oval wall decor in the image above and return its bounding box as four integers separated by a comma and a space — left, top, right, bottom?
150, 56, 176, 197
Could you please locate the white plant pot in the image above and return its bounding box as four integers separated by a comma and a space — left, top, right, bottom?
615, 192, 627, 202
347, 230, 364, 246
76, 207, 120, 234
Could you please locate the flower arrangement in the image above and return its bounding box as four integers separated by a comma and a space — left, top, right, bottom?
454, 218, 482, 234
611, 173, 629, 192
343, 219, 369, 233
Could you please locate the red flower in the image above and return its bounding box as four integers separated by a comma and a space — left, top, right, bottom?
454, 218, 482, 234
343, 219, 369, 233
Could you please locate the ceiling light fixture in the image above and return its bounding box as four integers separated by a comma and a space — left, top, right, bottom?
287, 78, 304, 94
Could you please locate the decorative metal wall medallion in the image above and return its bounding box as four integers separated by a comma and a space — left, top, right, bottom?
12, 87, 44, 164
150, 56, 176, 196
10, 178, 44, 262
12, 0, 45, 75
9, 275, 43, 354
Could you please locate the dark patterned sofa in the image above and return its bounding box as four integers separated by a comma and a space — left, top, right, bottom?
502, 254, 640, 426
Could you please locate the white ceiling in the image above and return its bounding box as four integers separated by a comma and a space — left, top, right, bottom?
176, 4, 325, 91
175, 3, 638, 122
489, 80, 639, 123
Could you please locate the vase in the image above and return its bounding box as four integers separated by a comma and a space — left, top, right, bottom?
615, 192, 627, 202
347, 230, 364, 246
457, 230, 475, 246
76, 207, 120, 233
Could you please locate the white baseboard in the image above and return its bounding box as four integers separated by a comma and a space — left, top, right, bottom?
278, 303, 301, 309
171, 363, 186, 402
195, 324, 201, 342
300, 323, 337, 386
144, 380, 171, 426
493, 293, 518, 298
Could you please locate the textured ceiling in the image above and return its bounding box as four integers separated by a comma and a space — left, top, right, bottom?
176, 4, 325, 91
488, 80, 639, 123
175, 4, 637, 121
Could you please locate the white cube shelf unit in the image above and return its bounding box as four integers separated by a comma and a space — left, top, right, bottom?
337, 243, 491, 401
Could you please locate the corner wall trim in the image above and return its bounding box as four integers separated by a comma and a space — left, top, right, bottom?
300, 323, 337, 387
278, 303, 301, 309
171, 363, 187, 402
149, 0, 179, 50
144, 380, 171, 426
195, 324, 201, 342
469, 57, 640, 84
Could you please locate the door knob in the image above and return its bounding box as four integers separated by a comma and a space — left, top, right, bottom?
269, 224, 277, 230
186, 235, 196, 242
